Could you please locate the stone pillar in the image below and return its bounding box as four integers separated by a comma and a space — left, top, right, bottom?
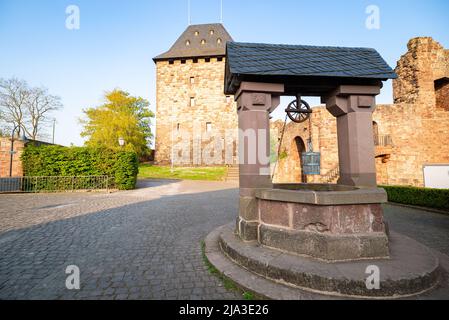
235, 82, 284, 241
325, 85, 381, 188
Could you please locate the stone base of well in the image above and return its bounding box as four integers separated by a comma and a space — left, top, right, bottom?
237, 185, 390, 261
206, 224, 443, 299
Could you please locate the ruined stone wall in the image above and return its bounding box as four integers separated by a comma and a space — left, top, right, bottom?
393, 37, 449, 105
272, 107, 338, 184
388, 37, 449, 186
274, 37, 449, 187
155, 57, 238, 165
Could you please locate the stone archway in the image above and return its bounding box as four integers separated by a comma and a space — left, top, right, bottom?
292, 136, 307, 183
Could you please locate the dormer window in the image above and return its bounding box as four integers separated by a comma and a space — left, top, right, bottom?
186, 40, 190, 46
194, 31, 199, 36
217, 38, 222, 45
206, 122, 212, 132
201, 39, 206, 45
210, 30, 214, 35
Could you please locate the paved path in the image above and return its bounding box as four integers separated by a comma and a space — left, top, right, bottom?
0, 180, 448, 300
0, 180, 241, 300
383, 204, 449, 257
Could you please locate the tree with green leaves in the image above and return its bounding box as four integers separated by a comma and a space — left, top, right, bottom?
80, 89, 154, 158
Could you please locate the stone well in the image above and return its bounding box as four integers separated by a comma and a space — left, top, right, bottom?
205, 42, 444, 299
237, 184, 389, 262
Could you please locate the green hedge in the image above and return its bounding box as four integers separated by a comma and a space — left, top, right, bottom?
381, 185, 449, 211
21, 145, 138, 190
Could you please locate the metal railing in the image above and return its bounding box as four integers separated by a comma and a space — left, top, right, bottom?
322, 166, 340, 184
374, 135, 393, 147
0, 176, 115, 193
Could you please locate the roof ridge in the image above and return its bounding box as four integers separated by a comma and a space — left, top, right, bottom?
154, 24, 233, 61
225, 42, 397, 94
228, 41, 377, 52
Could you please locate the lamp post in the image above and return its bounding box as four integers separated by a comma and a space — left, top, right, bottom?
118, 137, 125, 148
10, 125, 27, 177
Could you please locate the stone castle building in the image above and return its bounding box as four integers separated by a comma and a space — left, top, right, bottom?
154, 24, 448, 187
273, 37, 449, 188
153, 23, 238, 165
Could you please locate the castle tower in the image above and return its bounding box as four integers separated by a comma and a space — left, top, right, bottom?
153, 23, 238, 166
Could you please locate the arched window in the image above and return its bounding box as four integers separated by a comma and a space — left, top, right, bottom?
373, 121, 380, 146
294, 137, 307, 183
373, 121, 379, 140
435, 77, 449, 111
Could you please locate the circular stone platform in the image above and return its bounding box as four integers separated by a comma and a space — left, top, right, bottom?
205, 223, 444, 299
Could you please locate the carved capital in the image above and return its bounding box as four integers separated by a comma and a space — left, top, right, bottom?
252, 93, 267, 106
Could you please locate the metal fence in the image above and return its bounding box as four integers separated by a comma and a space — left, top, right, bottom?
0, 176, 115, 193
375, 135, 393, 147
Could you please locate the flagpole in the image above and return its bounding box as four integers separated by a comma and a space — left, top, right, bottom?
188, 0, 191, 25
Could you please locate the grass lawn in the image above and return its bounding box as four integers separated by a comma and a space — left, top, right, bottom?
138, 164, 227, 181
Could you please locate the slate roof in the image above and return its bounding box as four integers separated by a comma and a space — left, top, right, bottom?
225, 42, 397, 94
154, 23, 233, 61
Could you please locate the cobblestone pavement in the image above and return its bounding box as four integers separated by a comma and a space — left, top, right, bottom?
383, 204, 449, 257
0, 180, 448, 300
0, 180, 241, 300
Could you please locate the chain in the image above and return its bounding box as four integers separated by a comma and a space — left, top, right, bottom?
307, 110, 313, 152
272, 113, 289, 180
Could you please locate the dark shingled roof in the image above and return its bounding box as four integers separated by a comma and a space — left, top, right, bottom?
154, 23, 233, 61
225, 42, 397, 95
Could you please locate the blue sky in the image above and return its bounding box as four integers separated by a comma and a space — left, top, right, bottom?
0, 0, 448, 146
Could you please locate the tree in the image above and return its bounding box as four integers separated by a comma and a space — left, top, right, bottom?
23, 87, 62, 140
0, 78, 62, 140
0, 78, 29, 136
80, 89, 154, 157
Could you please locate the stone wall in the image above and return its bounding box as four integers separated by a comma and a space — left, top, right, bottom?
155, 57, 238, 165
394, 37, 449, 105
154, 36, 448, 186
272, 107, 339, 184
274, 37, 449, 187
0, 137, 25, 177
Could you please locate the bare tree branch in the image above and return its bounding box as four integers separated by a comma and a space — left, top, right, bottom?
23, 87, 62, 140
0, 78, 62, 140
0, 78, 29, 135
